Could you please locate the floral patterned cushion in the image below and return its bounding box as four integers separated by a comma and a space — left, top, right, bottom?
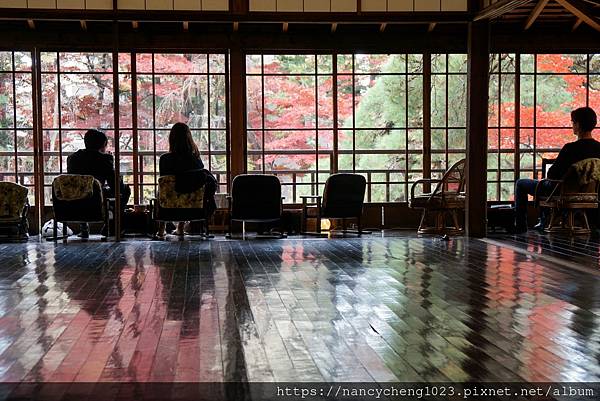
53, 175, 96, 201
158, 176, 204, 209
0, 182, 28, 221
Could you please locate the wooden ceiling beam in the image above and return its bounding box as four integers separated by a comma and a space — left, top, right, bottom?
182, 21, 189, 31
27, 19, 35, 29
555, 0, 600, 32
233, 21, 239, 32
282, 22, 289, 32
0, 10, 472, 24
379, 22, 387, 32
524, 0, 549, 30
428, 22, 437, 32
475, 0, 534, 21
572, 17, 583, 31
80, 20, 87, 31
331, 22, 337, 33
131, 20, 139, 29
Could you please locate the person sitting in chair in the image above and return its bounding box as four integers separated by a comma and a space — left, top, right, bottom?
67, 129, 131, 238
157, 122, 217, 238
514, 107, 599, 233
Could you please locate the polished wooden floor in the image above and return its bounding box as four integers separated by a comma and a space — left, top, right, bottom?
0, 234, 600, 384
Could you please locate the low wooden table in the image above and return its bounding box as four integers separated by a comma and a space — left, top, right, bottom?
209, 193, 229, 233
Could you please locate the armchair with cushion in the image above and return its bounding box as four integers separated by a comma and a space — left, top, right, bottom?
151, 175, 211, 239
409, 159, 466, 234
52, 174, 109, 243
301, 173, 367, 236
535, 158, 600, 235
227, 174, 285, 239
0, 182, 29, 242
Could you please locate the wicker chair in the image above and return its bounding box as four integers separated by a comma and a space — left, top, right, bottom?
409, 159, 466, 234
52, 174, 109, 243
535, 158, 600, 235
151, 175, 210, 239
0, 182, 29, 242
301, 173, 367, 236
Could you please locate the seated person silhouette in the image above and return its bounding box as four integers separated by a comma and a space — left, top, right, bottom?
157, 122, 217, 238
67, 129, 131, 238
514, 107, 599, 233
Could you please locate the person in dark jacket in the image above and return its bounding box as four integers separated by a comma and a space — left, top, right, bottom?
67, 129, 131, 238
514, 107, 599, 233
157, 122, 217, 237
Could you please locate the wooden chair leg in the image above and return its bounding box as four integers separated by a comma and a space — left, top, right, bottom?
418, 209, 427, 233
62, 221, 68, 244
582, 211, 590, 232
435, 211, 444, 231
451, 210, 462, 231
567, 210, 574, 231
53, 219, 58, 244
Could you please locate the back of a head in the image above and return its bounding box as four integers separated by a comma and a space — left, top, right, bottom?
572, 107, 597, 133
84, 129, 108, 151
169, 122, 200, 158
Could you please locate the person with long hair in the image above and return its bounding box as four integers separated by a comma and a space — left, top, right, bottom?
157, 122, 217, 238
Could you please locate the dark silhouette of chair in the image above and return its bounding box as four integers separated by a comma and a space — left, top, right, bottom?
52, 174, 109, 243
0, 182, 29, 242
541, 158, 557, 179
151, 175, 210, 239
409, 159, 466, 234
301, 173, 367, 236
536, 158, 600, 235
227, 174, 284, 239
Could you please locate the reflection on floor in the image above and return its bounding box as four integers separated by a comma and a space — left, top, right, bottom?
0, 235, 599, 384
489, 231, 600, 274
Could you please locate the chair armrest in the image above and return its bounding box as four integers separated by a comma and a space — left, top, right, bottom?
301, 195, 322, 207
410, 179, 442, 201
535, 179, 562, 205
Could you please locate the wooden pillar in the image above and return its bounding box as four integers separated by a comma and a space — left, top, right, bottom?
229, 45, 246, 179
112, 14, 122, 241
466, 21, 490, 237
422, 52, 432, 193
32, 48, 44, 235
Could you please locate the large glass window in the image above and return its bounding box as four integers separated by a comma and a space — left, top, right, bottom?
338, 54, 424, 203
488, 53, 517, 202
431, 54, 468, 178
246, 53, 436, 203
135, 53, 228, 203
246, 54, 333, 203
0, 51, 34, 204
40, 52, 228, 205
41, 52, 120, 203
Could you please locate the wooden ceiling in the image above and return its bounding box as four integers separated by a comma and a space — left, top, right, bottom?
477, 0, 600, 31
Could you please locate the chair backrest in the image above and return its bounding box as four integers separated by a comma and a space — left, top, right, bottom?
53, 174, 97, 201
52, 175, 104, 222
0, 182, 28, 220
561, 158, 600, 196
321, 173, 366, 218
542, 158, 556, 179
434, 159, 466, 196
231, 174, 281, 221
158, 176, 204, 209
